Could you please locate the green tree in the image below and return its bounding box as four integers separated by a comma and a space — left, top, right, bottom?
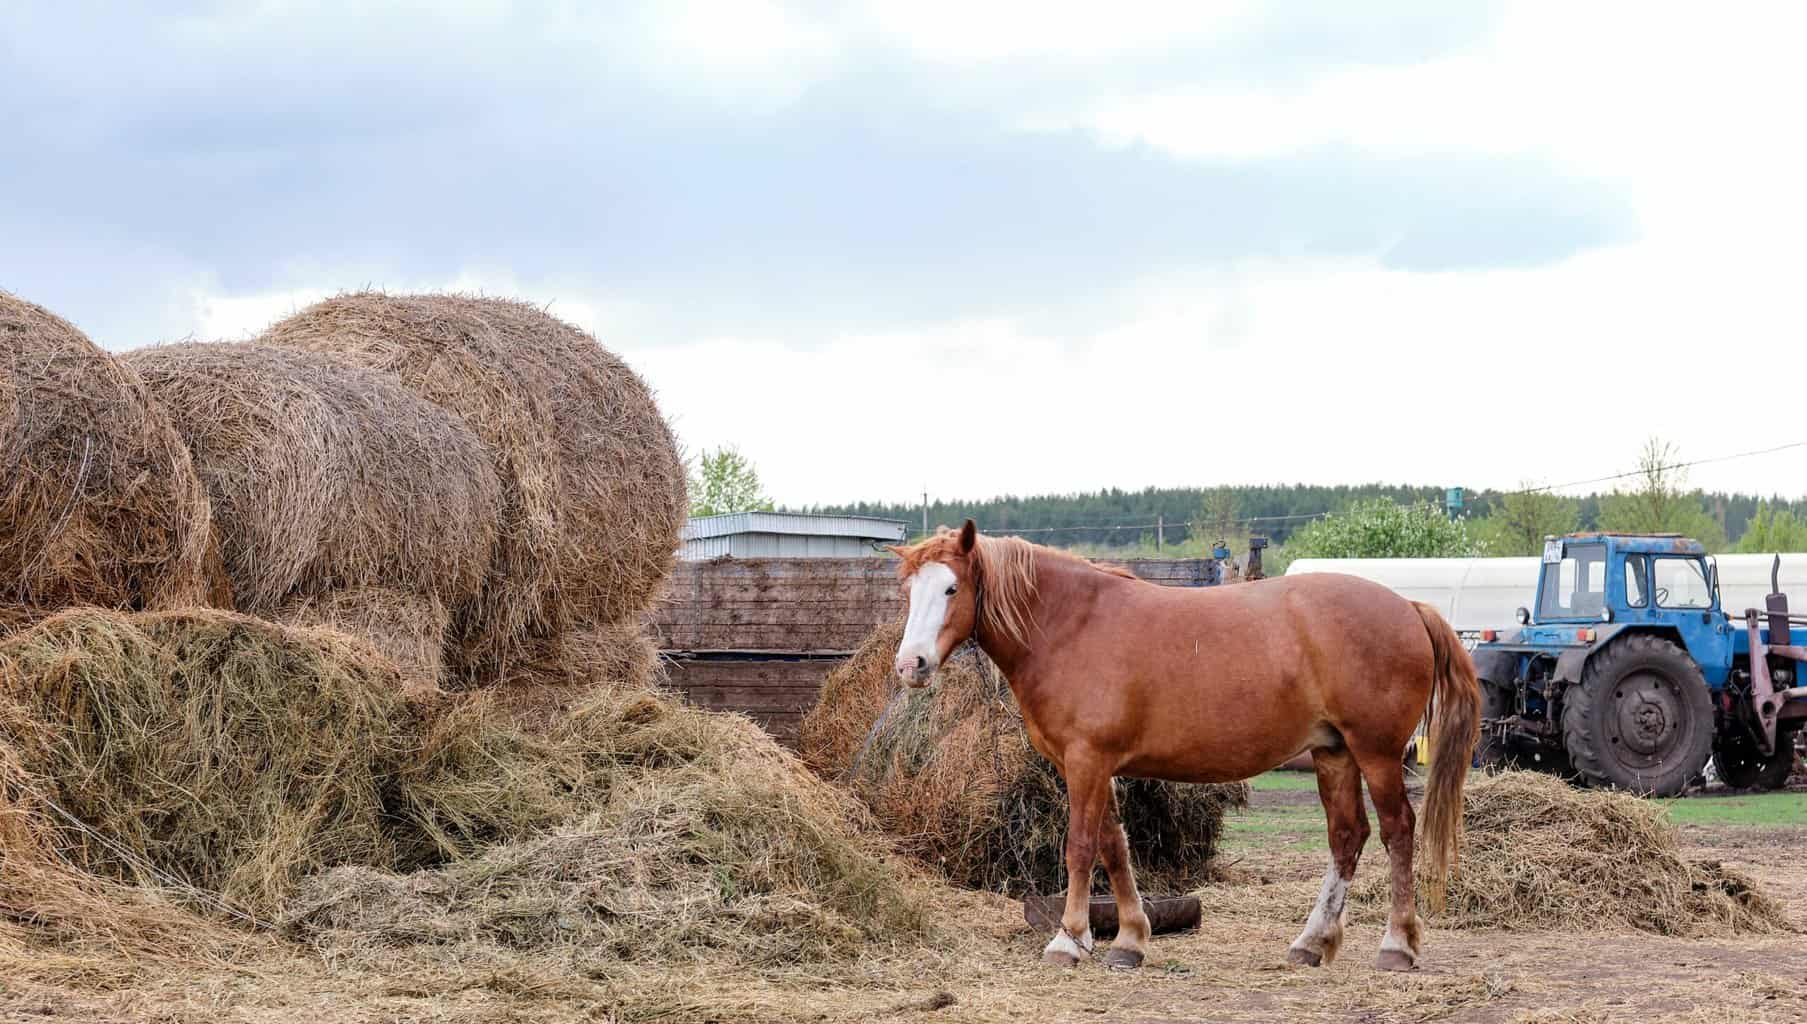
1284, 499, 1481, 560
688, 446, 773, 518
1196, 486, 1238, 546
1735, 503, 1807, 553
1597, 437, 1727, 550
1475, 484, 1580, 556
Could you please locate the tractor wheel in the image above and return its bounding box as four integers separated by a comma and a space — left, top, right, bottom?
1561, 634, 1715, 797
1714, 727, 1800, 791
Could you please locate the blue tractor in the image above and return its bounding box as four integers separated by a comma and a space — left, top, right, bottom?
1469, 533, 1807, 796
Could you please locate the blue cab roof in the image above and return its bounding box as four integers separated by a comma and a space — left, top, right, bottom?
1559, 532, 1707, 556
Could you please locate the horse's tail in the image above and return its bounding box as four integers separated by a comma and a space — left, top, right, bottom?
1412, 601, 1480, 915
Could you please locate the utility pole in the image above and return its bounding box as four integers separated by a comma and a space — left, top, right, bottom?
1156, 514, 1164, 553
921, 486, 929, 540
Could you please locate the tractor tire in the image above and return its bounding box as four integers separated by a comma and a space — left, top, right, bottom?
1714, 727, 1800, 791
1561, 634, 1715, 797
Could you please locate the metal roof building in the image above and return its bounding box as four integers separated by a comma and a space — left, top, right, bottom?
679, 512, 909, 561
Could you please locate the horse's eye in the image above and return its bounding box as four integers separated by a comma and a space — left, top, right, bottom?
945, 584, 958, 596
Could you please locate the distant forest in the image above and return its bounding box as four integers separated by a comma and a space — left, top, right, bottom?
798, 485, 1807, 551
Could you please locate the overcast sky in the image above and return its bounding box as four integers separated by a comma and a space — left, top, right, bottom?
5, 2, 1804, 506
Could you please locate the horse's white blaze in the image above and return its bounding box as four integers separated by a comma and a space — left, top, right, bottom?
1044, 927, 1093, 959
1291, 861, 1349, 954
897, 562, 957, 673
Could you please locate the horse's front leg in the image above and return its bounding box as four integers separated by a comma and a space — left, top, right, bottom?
1043, 749, 1110, 967
1097, 785, 1152, 970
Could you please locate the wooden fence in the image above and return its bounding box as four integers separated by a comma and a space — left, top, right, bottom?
651, 556, 1223, 744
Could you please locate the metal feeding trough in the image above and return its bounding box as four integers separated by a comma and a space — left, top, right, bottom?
1022, 894, 1202, 938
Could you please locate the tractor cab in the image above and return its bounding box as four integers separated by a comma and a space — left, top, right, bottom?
1472, 533, 1805, 796
1512, 534, 1732, 685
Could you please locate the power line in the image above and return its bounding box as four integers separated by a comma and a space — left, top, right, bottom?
1519, 439, 1807, 495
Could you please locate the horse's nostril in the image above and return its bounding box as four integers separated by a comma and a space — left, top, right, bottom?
914, 656, 927, 671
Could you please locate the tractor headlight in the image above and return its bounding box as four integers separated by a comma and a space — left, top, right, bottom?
1515, 606, 1531, 625
1600, 607, 1613, 623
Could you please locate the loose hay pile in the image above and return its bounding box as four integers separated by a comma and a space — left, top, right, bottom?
0, 291, 222, 615
0, 609, 935, 976
122, 343, 503, 680
801, 621, 1247, 896
1366, 770, 1788, 936
259, 292, 685, 687
0, 608, 426, 915
288, 717, 933, 969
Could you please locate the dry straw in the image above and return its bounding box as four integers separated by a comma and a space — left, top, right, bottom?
0, 291, 223, 615
259, 292, 685, 686
122, 342, 503, 680
1358, 770, 1789, 936
802, 621, 1248, 896
0, 608, 933, 974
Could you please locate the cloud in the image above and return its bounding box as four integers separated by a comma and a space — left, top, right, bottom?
6, 2, 1799, 502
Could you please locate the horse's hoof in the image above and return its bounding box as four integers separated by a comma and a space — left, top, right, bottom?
1375, 949, 1416, 972
1041, 949, 1082, 968
1285, 946, 1323, 967
1102, 947, 1144, 971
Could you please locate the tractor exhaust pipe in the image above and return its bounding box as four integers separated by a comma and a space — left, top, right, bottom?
1767, 555, 1791, 646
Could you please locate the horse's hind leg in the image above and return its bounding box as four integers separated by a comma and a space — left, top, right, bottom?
1098, 786, 1152, 970
1353, 744, 1421, 971
1287, 743, 1369, 967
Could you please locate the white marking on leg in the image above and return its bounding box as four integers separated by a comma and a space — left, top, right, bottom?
1290, 861, 1349, 956
1380, 919, 1419, 961
1044, 927, 1094, 959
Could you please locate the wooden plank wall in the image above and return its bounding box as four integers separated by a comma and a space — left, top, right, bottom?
649, 557, 1220, 654
651, 556, 1221, 746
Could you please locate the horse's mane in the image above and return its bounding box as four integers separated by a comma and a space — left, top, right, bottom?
896, 529, 1137, 649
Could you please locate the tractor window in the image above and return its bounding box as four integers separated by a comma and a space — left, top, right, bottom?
1653, 557, 1712, 609
1623, 554, 1647, 607
1538, 544, 1606, 620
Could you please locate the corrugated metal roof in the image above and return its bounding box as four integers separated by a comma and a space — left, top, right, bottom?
681, 511, 908, 542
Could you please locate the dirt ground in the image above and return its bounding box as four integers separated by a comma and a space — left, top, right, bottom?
2, 774, 1802, 1024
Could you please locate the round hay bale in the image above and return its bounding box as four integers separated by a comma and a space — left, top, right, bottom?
257, 293, 565, 683
1357, 770, 1788, 936
445, 296, 686, 627
0, 291, 221, 613
120, 342, 502, 679
276, 586, 453, 686
801, 621, 1248, 896
258, 292, 686, 679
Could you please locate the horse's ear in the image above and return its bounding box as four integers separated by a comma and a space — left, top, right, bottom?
883, 544, 907, 558
958, 519, 977, 553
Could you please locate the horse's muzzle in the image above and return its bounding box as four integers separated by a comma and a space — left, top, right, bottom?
894, 653, 937, 687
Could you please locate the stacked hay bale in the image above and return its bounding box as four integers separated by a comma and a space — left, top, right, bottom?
801, 621, 1247, 896
121, 343, 503, 681
1356, 770, 1787, 936
0, 291, 224, 622
260, 292, 685, 689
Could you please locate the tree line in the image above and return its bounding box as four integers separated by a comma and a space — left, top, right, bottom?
698, 438, 1807, 561
801, 439, 1807, 560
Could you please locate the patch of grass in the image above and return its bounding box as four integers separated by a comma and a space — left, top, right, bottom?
1248, 771, 1320, 793
1662, 790, 1807, 828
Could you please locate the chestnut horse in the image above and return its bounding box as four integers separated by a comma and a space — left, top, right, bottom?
888, 521, 1478, 972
